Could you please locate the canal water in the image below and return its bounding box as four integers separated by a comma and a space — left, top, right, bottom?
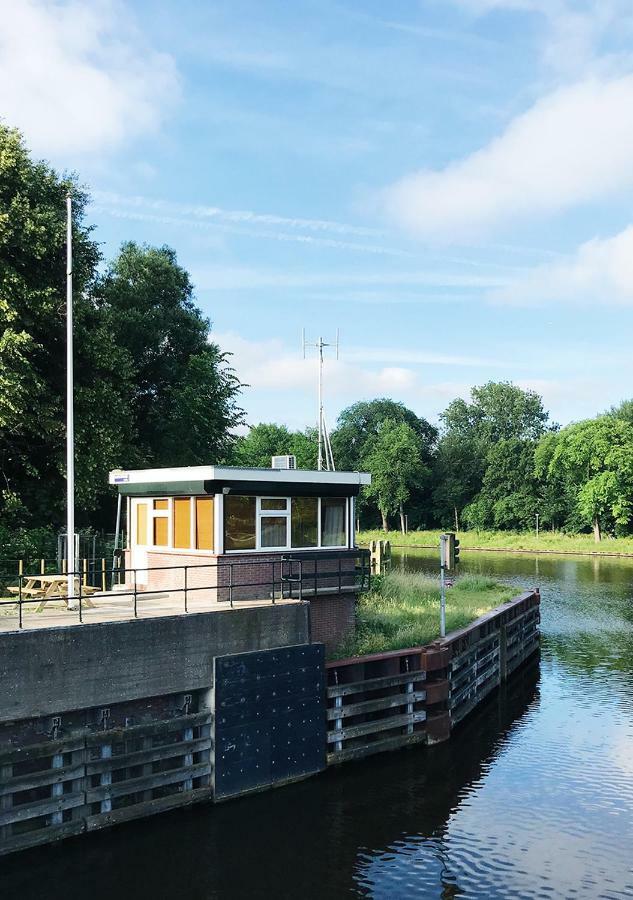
3, 550, 633, 899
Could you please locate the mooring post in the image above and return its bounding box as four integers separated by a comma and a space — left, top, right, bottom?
439, 534, 447, 638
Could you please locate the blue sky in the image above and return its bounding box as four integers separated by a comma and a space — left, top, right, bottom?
4, 0, 633, 431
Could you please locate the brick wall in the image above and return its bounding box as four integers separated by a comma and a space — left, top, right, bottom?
310, 594, 356, 655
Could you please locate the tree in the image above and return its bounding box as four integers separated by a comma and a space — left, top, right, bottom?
462, 438, 538, 530
436, 382, 551, 529
541, 417, 633, 541
331, 399, 437, 528
442, 381, 550, 444
0, 124, 110, 526
97, 242, 244, 472
232, 423, 317, 469
362, 419, 429, 532
0, 127, 245, 531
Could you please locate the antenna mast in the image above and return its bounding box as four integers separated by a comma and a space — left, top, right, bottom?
302, 329, 339, 470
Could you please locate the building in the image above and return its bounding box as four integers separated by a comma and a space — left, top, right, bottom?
108, 461, 371, 649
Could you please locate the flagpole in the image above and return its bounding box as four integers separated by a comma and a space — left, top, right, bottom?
66, 195, 76, 609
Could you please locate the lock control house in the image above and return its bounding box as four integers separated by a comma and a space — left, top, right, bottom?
109, 459, 371, 649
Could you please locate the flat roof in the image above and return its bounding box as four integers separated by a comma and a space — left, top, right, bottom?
108, 465, 371, 497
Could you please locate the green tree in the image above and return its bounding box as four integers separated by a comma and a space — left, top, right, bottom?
0, 124, 118, 526
541, 417, 633, 541
442, 381, 550, 443
436, 382, 551, 529
362, 419, 429, 533
462, 438, 538, 530
331, 398, 437, 528
232, 423, 317, 469
97, 242, 244, 471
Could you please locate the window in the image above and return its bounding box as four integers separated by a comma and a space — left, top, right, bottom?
173, 497, 191, 549
152, 498, 169, 547
259, 497, 289, 548
136, 502, 148, 545
225, 496, 256, 551
321, 498, 347, 546
291, 497, 318, 548
196, 497, 214, 551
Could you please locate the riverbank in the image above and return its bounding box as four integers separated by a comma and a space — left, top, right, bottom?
336, 570, 515, 657
359, 529, 633, 557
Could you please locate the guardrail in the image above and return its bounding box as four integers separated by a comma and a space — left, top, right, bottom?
0, 549, 371, 629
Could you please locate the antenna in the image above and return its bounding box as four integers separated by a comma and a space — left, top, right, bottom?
302, 329, 340, 471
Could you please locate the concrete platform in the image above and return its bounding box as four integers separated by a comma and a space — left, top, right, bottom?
0, 590, 301, 632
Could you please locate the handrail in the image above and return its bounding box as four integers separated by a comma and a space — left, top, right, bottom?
0, 549, 371, 629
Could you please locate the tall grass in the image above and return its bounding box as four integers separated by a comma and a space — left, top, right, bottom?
335, 570, 515, 658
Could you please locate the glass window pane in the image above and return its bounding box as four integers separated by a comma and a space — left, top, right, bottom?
136, 503, 148, 545
196, 497, 214, 551
173, 498, 191, 549
154, 499, 168, 510
260, 516, 288, 548
291, 497, 318, 548
154, 516, 168, 547
321, 498, 347, 546
261, 498, 288, 511
225, 496, 256, 551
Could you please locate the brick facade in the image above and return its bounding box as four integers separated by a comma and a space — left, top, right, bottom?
122, 548, 360, 650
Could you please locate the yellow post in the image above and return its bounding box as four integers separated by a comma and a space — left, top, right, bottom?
82, 557, 88, 588
40, 558, 45, 575
18, 559, 24, 577
62, 558, 66, 575
101, 557, 106, 592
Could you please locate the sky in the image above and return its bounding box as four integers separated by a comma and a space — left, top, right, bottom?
2, 0, 633, 432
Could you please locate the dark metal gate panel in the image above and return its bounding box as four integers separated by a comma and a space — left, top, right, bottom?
213, 643, 326, 799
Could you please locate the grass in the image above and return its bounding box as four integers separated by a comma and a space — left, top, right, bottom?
359, 528, 633, 556
335, 569, 516, 658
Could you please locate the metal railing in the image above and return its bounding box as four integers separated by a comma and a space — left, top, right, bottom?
0, 549, 371, 629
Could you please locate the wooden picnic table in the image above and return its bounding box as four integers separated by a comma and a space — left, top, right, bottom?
7, 575, 98, 611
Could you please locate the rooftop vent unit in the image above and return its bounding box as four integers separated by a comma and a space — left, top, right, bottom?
271, 455, 297, 470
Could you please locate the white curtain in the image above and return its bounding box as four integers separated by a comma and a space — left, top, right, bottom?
321, 500, 346, 546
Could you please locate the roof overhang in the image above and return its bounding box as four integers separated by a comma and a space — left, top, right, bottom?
109, 465, 370, 497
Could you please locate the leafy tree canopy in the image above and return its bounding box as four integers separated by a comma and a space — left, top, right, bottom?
442, 381, 550, 444
362, 419, 429, 532
539, 417, 633, 540
231, 423, 317, 469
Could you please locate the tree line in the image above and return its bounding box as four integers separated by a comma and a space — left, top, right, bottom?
3, 125, 633, 554
235, 384, 633, 543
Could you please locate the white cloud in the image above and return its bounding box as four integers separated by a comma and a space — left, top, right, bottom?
490, 224, 633, 305
0, 0, 179, 156
192, 264, 508, 292
382, 74, 633, 241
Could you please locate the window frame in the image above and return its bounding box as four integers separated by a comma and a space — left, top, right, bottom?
223, 496, 350, 554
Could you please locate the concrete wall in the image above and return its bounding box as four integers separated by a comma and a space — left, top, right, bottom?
0, 602, 309, 724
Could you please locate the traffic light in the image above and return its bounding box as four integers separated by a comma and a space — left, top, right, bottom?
446, 533, 460, 569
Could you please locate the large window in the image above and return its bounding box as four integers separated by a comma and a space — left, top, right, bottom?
291, 497, 318, 547
153, 499, 169, 547
223, 495, 348, 552
321, 497, 347, 547
224, 496, 257, 551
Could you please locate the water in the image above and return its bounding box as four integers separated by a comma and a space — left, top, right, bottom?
3, 549, 633, 899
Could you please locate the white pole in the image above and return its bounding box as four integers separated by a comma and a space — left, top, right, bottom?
317, 337, 323, 471
440, 534, 447, 638
66, 195, 76, 609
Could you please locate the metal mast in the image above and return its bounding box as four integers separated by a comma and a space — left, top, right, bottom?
66, 195, 76, 608
302, 330, 339, 470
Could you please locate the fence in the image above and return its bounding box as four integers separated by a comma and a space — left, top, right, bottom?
0, 550, 371, 629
